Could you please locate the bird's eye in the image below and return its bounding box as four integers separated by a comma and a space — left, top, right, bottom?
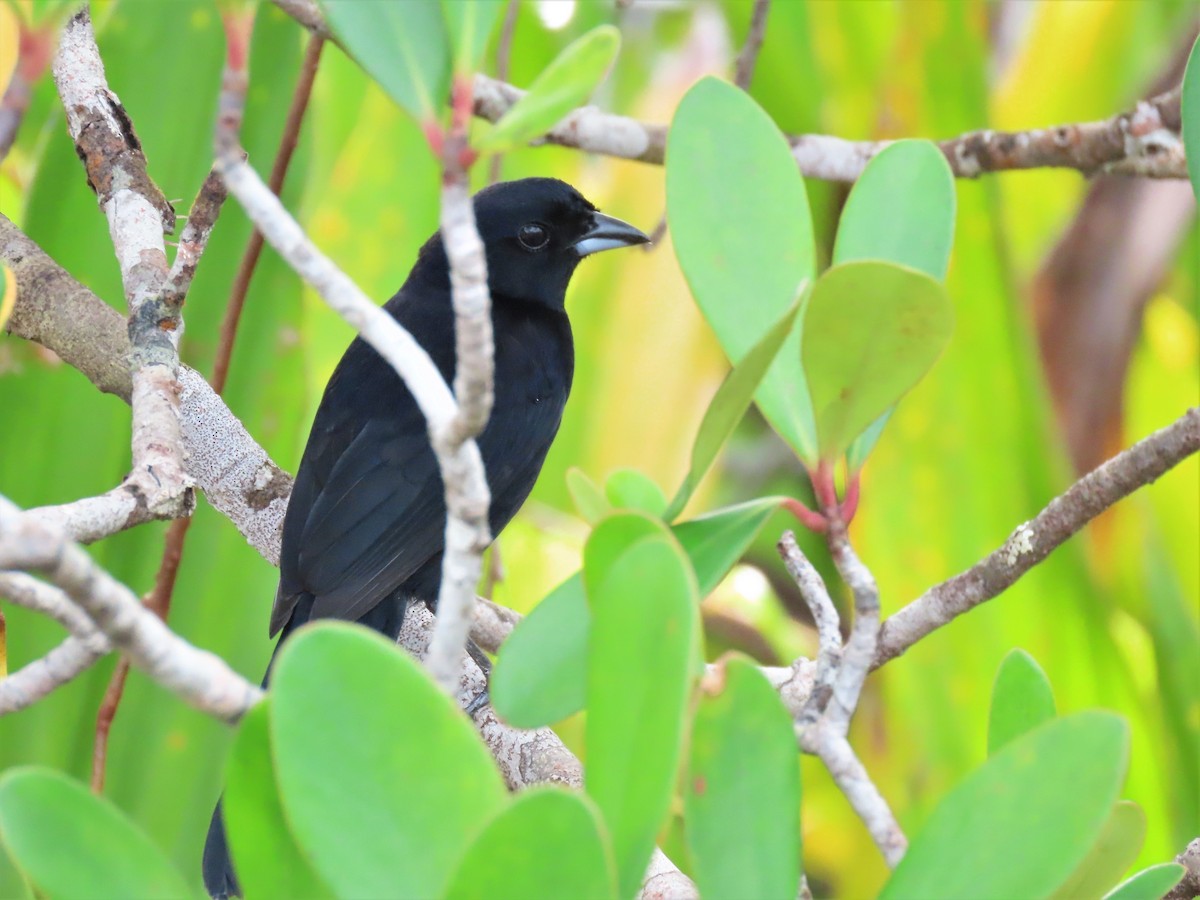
517, 222, 550, 251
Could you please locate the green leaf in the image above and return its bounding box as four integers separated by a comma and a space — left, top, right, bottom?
319, 0, 449, 126
476, 25, 620, 153
443, 788, 617, 900
1102, 863, 1187, 900
988, 648, 1056, 755
224, 700, 335, 900
491, 499, 781, 728
881, 712, 1130, 900
1182, 35, 1200, 203
833, 140, 955, 280
271, 623, 507, 899
834, 139, 956, 470
585, 534, 700, 900
441, 0, 505, 75
1051, 801, 1146, 900
673, 497, 784, 594
567, 467, 611, 523
667, 76, 817, 462
604, 468, 668, 518
0, 767, 192, 899
802, 261, 953, 461
685, 656, 800, 900
665, 300, 804, 521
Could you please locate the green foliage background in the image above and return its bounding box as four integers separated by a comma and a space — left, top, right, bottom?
0, 1, 1196, 896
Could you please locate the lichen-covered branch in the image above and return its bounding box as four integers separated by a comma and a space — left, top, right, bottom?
51, 8, 191, 527
0, 498, 262, 722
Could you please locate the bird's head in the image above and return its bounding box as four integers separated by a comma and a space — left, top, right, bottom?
417, 178, 650, 311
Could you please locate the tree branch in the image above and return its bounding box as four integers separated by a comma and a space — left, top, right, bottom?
51, 8, 192, 528
875, 407, 1200, 667
0, 498, 262, 723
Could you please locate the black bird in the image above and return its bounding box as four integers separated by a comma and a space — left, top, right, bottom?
202, 177, 649, 898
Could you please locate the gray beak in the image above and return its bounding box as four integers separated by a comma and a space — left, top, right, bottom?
573, 212, 651, 257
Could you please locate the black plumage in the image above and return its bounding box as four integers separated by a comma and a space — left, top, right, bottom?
202, 177, 648, 898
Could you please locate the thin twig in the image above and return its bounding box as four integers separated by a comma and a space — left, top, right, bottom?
777, 531, 840, 725
425, 106, 495, 693
798, 726, 907, 866
875, 407, 1200, 667
213, 32, 325, 393
824, 524, 879, 736
487, 0, 520, 185
1164, 837, 1200, 900
733, 0, 770, 91
91, 517, 189, 792
163, 167, 228, 309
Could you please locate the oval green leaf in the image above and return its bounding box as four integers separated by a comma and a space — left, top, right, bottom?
585, 534, 700, 900
1182, 35, 1200, 202
1102, 863, 1187, 900
443, 788, 617, 900
476, 25, 620, 154
604, 468, 668, 518
834, 140, 955, 280
881, 712, 1130, 900
224, 700, 334, 900
665, 300, 803, 521
492, 499, 781, 728
271, 623, 507, 899
834, 139, 956, 470
441, 0, 505, 76
319, 0, 449, 126
802, 260, 953, 461
0, 767, 191, 899
987, 648, 1056, 755
685, 656, 801, 900
667, 76, 817, 462
1051, 801, 1146, 900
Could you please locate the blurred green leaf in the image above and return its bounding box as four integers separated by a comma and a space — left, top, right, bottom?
567, 467, 611, 523
685, 656, 800, 900
1051, 801, 1146, 900
271, 623, 506, 899
834, 139, 956, 469
604, 468, 668, 518
492, 499, 781, 728
443, 788, 617, 900
1182, 34, 1200, 202
224, 700, 334, 900
667, 76, 817, 462
1102, 863, 1187, 900
802, 261, 953, 461
585, 531, 700, 900
665, 300, 804, 521
441, 0, 505, 76
476, 25, 620, 153
988, 648, 1056, 755
881, 713, 1130, 900
318, 0, 449, 126
0, 767, 192, 899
